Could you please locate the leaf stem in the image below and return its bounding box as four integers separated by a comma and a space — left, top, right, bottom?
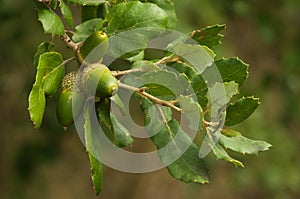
118, 82, 182, 112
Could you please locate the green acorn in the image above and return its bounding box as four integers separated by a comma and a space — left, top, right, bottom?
56, 71, 84, 129
82, 63, 118, 98
77, 31, 108, 64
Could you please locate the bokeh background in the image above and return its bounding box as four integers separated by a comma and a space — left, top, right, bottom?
1, 0, 300, 198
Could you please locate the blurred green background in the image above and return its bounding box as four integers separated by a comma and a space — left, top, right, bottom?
0, 0, 299, 198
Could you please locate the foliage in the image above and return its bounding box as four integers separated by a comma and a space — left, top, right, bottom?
28, 0, 271, 195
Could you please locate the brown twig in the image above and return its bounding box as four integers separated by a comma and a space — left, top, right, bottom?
60, 34, 80, 52
111, 68, 144, 77
118, 82, 182, 112
156, 54, 180, 65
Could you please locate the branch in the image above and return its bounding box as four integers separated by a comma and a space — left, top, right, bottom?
119, 82, 182, 112
111, 68, 144, 76
60, 34, 80, 52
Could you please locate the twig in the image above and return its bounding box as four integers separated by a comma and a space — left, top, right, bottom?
60, 34, 80, 52
61, 57, 77, 66
119, 82, 182, 112
156, 54, 180, 65
111, 68, 144, 76
65, 30, 75, 35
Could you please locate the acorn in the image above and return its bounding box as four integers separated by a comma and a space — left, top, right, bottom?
77, 31, 108, 64
82, 63, 118, 98
56, 71, 84, 129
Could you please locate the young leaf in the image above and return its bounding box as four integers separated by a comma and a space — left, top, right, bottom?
211, 143, 244, 167
140, 97, 209, 183
28, 85, 46, 129
72, 18, 104, 43
106, 1, 168, 33
33, 42, 55, 69
219, 134, 272, 155
225, 96, 260, 126
41, 65, 65, 96
190, 24, 225, 49
35, 2, 65, 36
59, 0, 73, 27
66, 0, 105, 6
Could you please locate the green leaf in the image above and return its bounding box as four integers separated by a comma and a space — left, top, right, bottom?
178, 96, 203, 131
35, 2, 65, 36
59, 0, 73, 27
67, 0, 105, 6
145, 0, 177, 29
190, 75, 208, 109
169, 43, 215, 74
110, 94, 126, 114
28, 52, 63, 128
127, 0, 176, 29
167, 136, 209, 183
202, 57, 248, 87
211, 143, 244, 167
35, 52, 63, 86
41, 64, 65, 96
97, 99, 114, 142
131, 60, 160, 71
110, 114, 133, 147
33, 42, 55, 69
72, 18, 104, 43
225, 96, 260, 126
207, 81, 239, 109
216, 57, 249, 86
167, 61, 198, 80
87, 153, 103, 196
28, 85, 46, 129
143, 71, 191, 100
190, 24, 225, 48
140, 97, 209, 183
221, 129, 241, 137
106, 1, 168, 33
167, 61, 208, 108
97, 99, 133, 147
81, 5, 98, 22
125, 70, 192, 101
50, 0, 59, 9
219, 134, 272, 155
84, 103, 103, 196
